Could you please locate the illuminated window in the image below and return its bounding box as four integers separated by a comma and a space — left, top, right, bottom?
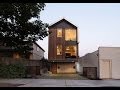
57, 29, 62, 37
65, 46, 77, 58
57, 45, 62, 55
65, 29, 76, 41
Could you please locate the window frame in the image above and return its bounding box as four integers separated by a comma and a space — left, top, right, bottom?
57, 45, 62, 55
57, 28, 62, 37
65, 29, 77, 41
65, 45, 77, 58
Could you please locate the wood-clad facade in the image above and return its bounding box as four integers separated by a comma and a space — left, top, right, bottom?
48, 19, 79, 74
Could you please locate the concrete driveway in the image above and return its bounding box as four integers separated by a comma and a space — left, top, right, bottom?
0, 79, 120, 87
37, 74, 88, 80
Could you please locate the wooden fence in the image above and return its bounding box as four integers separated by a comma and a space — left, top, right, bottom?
0, 57, 49, 78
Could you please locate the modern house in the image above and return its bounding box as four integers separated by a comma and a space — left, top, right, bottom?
0, 42, 45, 60
79, 47, 120, 79
48, 18, 79, 74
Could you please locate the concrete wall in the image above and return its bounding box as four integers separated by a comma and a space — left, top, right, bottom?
57, 63, 76, 73
79, 50, 99, 77
30, 43, 44, 60
99, 47, 120, 79
75, 62, 80, 73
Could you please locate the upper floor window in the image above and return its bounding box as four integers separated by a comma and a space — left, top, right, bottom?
57, 45, 62, 55
57, 29, 62, 37
65, 29, 76, 41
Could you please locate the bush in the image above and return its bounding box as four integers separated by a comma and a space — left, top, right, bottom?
0, 64, 9, 78
0, 63, 26, 78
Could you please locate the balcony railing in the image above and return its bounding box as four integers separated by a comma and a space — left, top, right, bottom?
65, 56, 76, 58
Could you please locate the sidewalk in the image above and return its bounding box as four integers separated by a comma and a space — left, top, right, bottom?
0, 74, 89, 87
0, 79, 120, 87
0, 83, 24, 87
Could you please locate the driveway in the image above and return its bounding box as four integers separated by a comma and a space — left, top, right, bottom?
0, 79, 120, 87
37, 74, 89, 80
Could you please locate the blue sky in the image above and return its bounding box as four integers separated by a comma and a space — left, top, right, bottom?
37, 3, 120, 58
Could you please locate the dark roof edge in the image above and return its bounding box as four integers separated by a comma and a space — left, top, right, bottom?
48, 18, 77, 29
48, 60, 75, 62
33, 42, 45, 52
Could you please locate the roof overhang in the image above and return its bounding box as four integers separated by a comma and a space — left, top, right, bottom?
48, 60, 75, 63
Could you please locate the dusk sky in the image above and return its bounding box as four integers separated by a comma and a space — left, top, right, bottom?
37, 3, 120, 59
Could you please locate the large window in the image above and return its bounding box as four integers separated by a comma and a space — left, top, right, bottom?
57, 29, 62, 37
65, 29, 76, 41
65, 45, 77, 58
57, 45, 62, 55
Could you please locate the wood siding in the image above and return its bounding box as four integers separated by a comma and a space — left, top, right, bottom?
48, 19, 79, 74
48, 20, 79, 61
51, 63, 57, 74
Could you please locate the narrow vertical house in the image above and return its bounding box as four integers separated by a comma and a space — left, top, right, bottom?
48, 18, 79, 74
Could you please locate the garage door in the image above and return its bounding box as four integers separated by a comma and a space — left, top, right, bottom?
83, 67, 97, 79
57, 63, 76, 73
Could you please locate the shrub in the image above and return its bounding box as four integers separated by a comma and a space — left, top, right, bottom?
0, 63, 26, 78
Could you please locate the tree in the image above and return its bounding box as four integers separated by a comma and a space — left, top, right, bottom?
0, 3, 49, 54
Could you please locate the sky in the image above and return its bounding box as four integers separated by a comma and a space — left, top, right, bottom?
37, 3, 120, 59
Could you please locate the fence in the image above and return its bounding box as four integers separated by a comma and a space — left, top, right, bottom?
0, 57, 49, 78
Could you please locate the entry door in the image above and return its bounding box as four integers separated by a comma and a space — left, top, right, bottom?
101, 60, 111, 79
51, 64, 57, 74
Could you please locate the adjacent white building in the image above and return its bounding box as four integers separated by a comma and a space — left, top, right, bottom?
79, 47, 120, 79
99, 47, 120, 79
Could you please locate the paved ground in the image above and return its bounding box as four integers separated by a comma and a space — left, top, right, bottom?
0, 83, 24, 87
0, 79, 120, 87
37, 74, 89, 80
0, 74, 120, 87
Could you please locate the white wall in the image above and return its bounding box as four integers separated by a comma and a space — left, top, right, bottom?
75, 62, 80, 73
99, 47, 120, 79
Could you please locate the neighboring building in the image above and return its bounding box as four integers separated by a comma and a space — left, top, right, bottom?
29, 42, 45, 60
48, 18, 79, 74
79, 47, 120, 79
99, 47, 120, 79
79, 51, 99, 79
0, 42, 45, 60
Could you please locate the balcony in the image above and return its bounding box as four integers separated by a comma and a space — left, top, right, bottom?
65, 41, 79, 45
